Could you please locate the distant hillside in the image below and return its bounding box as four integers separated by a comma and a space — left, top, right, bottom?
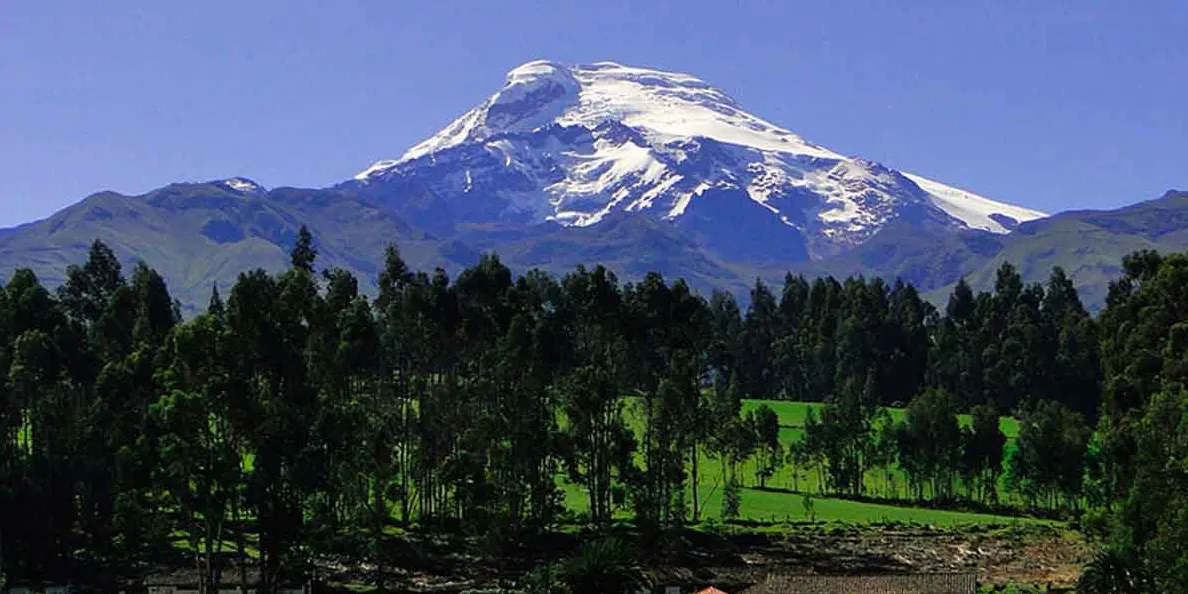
928, 190, 1188, 308
0, 184, 1183, 314
0, 180, 474, 315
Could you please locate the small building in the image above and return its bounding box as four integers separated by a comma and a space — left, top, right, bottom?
742, 572, 978, 594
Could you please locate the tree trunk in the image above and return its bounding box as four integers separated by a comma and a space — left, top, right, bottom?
233, 488, 247, 594
375, 472, 386, 592
691, 443, 700, 523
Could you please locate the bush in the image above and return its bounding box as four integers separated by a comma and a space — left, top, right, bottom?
558, 538, 648, 594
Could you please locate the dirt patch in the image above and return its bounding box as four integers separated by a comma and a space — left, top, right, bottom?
319, 523, 1094, 592
709, 524, 1093, 590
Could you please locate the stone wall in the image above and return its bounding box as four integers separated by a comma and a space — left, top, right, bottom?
742, 572, 977, 594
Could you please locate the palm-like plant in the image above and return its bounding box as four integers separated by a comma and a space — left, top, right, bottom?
1078, 548, 1143, 594
560, 538, 648, 594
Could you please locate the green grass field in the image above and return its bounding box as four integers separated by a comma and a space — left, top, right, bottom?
238, 397, 1037, 529
560, 479, 1045, 527
559, 398, 1044, 528
737, 399, 1022, 501
739, 399, 1021, 439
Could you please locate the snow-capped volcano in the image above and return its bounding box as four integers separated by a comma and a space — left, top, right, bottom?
351, 60, 1044, 261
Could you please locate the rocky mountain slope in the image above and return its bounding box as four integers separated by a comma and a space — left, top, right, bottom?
346, 61, 1044, 265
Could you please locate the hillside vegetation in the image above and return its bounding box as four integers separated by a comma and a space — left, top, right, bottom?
2, 231, 1187, 591
0, 182, 1183, 314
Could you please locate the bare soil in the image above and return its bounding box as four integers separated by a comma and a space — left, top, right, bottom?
707, 524, 1092, 590
320, 523, 1094, 592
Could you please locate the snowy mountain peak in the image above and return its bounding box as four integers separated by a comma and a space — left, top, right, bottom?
357, 60, 841, 179
219, 177, 266, 194
351, 60, 1045, 261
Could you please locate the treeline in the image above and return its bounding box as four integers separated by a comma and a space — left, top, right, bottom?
734, 264, 1099, 510
1075, 251, 1188, 593
0, 228, 1126, 591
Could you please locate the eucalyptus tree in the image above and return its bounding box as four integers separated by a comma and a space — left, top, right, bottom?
1009, 400, 1091, 509
738, 279, 780, 401
492, 272, 569, 534
895, 388, 963, 500
1041, 267, 1101, 421
774, 274, 810, 401
151, 303, 237, 592
222, 226, 328, 590
962, 404, 1006, 503
557, 365, 635, 530
706, 289, 742, 386
373, 245, 419, 527
752, 404, 782, 489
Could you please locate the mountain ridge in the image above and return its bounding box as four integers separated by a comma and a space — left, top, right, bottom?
0, 60, 1178, 313
0, 181, 476, 314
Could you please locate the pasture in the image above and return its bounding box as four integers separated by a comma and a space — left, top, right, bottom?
559, 399, 1045, 528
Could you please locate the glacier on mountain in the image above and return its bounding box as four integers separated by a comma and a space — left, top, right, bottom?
351, 60, 1045, 261
219, 177, 267, 195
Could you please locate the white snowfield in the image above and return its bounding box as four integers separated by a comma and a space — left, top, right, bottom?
356, 60, 1044, 247
903, 173, 1045, 233
220, 177, 266, 194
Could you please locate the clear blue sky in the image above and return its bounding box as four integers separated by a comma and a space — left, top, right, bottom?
2, 0, 1185, 228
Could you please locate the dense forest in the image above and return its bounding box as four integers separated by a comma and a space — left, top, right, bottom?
0, 228, 1185, 592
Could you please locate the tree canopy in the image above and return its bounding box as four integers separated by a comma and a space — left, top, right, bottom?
1, 234, 1178, 591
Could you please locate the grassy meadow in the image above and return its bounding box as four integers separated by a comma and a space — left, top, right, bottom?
559, 398, 1043, 528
